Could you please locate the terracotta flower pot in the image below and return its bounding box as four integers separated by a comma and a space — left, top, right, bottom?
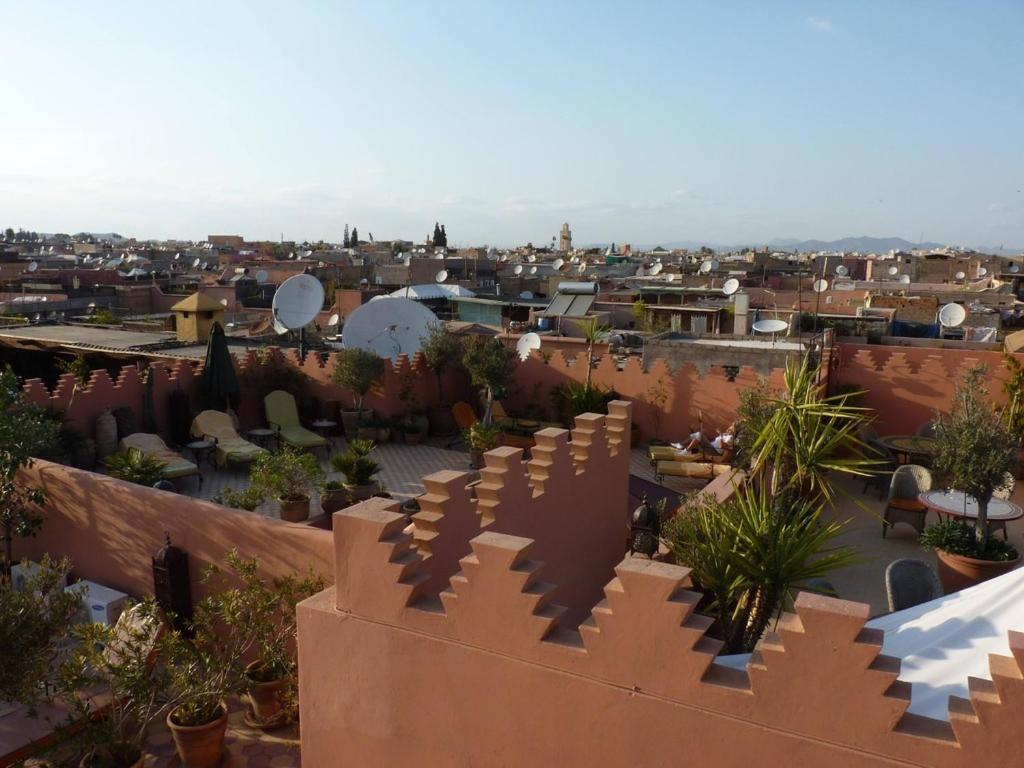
405, 430, 423, 446
167, 702, 228, 768
246, 662, 291, 724
340, 409, 367, 437
79, 750, 144, 768
935, 549, 1021, 593
278, 495, 310, 523
320, 488, 349, 515
344, 482, 377, 503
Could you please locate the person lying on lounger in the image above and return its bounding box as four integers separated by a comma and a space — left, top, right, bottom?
675, 423, 736, 455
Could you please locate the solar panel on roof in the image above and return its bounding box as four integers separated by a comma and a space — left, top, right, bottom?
565, 294, 596, 317
545, 293, 574, 316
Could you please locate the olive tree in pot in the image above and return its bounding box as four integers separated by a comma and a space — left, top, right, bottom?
332, 348, 384, 437
331, 439, 380, 502
464, 422, 500, 470
461, 336, 517, 426
204, 552, 323, 729
250, 447, 325, 523
420, 324, 463, 434
921, 366, 1019, 592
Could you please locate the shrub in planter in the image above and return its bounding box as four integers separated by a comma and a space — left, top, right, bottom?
921, 519, 1020, 593
404, 423, 423, 445
332, 348, 384, 436
461, 336, 517, 425
320, 480, 349, 514
332, 439, 380, 501
105, 449, 167, 487
211, 486, 265, 512
250, 447, 324, 523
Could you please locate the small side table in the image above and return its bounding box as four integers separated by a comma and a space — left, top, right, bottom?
186, 440, 216, 471
312, 419, 338, 453
248, 428, 277, 451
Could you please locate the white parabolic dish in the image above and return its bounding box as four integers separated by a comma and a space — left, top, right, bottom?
812, 278, 829, 293
752, 319, 789, 334
342, 297, 439, 361
722, 278, 740, 296
938, 303, 966, 328
516, 332, 542, 361
272, 273, 325, 330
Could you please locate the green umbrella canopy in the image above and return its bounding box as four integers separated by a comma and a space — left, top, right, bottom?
200, 322, 240, 411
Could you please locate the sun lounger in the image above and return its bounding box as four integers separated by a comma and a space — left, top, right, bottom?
264, 390, 328, 451
655, 460, 732, 483
118, 433, 201, 485
190, 410, 267, 468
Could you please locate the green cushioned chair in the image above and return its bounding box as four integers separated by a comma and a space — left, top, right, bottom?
264, 390, 328, 451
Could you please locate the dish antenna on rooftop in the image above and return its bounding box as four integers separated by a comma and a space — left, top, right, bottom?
978, 267, 988, 277
192, 258, 201, 268
752, 318, 789, 344
272, 273, 325, 355
899, 274, 911, 284
174, 253, 181, 261
342, 297, 439, 361
513, 264, 523, 275
220, 298, 228, 307
835, 264, 849, 277
552, 258, 564, 270
938, 302, 966, 328
954, 271, 966, 281
812, 278, 829, 293
519, 290, 534, 299
516, 332, 542, 361
1011, 264, 1021, 274
722, 278, 740, 296
26, 261, 38, 272
327, 313, 340, 327
887, 266, 899, 277
255, 270, 269, 284
529, 265, 538, 275
650, 262, 663, 276
666, 273, 676, 282
435, 269, 448, 283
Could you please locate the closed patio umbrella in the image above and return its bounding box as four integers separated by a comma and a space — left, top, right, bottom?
200, 322, 239, 411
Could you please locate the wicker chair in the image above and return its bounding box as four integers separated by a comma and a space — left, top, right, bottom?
915, 420, 936, 438
885, 558, 943, 612
883, 464, 933, 537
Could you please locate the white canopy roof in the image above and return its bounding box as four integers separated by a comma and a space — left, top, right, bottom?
387, 284, 476, 300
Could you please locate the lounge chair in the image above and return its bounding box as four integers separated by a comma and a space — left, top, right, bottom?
264, 390, 328, 452
885, 559, 943, 611
190, 410, 267, 468
883, 464, 932, 538
118, 433, 201, 487
654, 460, 731, 483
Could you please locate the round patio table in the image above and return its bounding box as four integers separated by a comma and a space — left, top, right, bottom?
919, 490, 1023, 539
879, 435, 937, 465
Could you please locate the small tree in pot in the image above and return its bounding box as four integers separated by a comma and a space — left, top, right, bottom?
461, 336, 517, 425
420, 324, 463, 434
922, 366, 1019, 590
332, 348, 384, 437
331, 439, 380, 502
250, 447, 325, 523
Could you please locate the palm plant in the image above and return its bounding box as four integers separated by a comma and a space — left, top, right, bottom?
331, 439, 380, 488
663, 483, 858, 653
105, 449, 167, 487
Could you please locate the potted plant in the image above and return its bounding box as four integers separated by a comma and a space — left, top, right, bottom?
461, 336, 517, 425
357, 415, 377, 441
465, 422, 500, 469
105, 449, 167, 487
250, 446, 325, 523
204, 552, 323, 729
420, 325, 463, 434
333, 348, 384, 437
404, 422, 423, 446
921, 366, 1020, 591
376, 417, 392, 444
53, 599, 170, 768
331, 439, 380, 502
320, 480, 349, 515
211, 486, 264, 512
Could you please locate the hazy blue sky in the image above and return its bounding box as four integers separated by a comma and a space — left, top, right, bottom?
1, 1, 1021, 247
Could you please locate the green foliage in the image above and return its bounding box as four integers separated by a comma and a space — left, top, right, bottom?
332, 347, 385, 411
663, 486, 857, 653
461, 336, 517, 423
464, 421, 500, 452
331, 439, 380, 487
105, 449, 167, 487
1002, 354, 1024, 442
554, 380, 611, 418
920, 519, 1018, 562
88, 308, 118, 325
0, 557, 80, 711
237, 349, 308, 405
211, 486, 265, 511
250, 446, 324, 501
631, 300, 669, 334
931, 365, 1018, 546
57, 353, 93, 386
733, 378, 779, 470
419, 324, 463, 403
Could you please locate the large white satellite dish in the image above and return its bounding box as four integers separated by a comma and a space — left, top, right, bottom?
699, 260, 712, 274
435, 269, 448, 283
528, 265, 537, 275
955, 271, 966, 281
516, 332, 542, 361
835, 264, 849, 277
1012, 264, 1021, 274
192, 258, 201, 268
812, 278, 829, 293
342, 297, 439, 361
552, 258, 564, 270
576, 264, 586, 275
978, 267, 988, 277
722, 278, 740, 296
650, 262, 663, 276
255, 270, 269, 284
174, 253, 181, 261
938, 303, 966, 328
327, 313, 340, 327
272, 317, 290, 335
272, 273, 324, 330
752, 319, 789, 335
899, 274, 911, 284
513, 264, 523, 275
887, 266, 899, 277
27, 261, 38, 272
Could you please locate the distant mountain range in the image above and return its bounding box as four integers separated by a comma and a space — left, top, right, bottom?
590, 236, 1023, 254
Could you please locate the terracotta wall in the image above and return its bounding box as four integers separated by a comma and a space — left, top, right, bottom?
831, 343, 1019, 435
299, 492, 1024, 767
16, 461, 334, 601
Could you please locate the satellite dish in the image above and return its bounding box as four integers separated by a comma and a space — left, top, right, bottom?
327, 313, 340, 327
722, 278, 740, 296
529, 266, 537, 275
516, 332, 542, 361
552, 258, 564, 270
887, 266, 898, 276
192, 258, 201, 268
435, 269, 448, 283
527, 254, 536, 263
272, 317, 290, 335
1012, 264, 1021, 274
272, 273, 325, 330
699, 260, 712, 274
519, 291, 534, 299
174, 253, 181, 261
978, 267, 988, 277
650, 263, 663, 275
752, 319, 789, 335
27, 261, 38, 272
255, 270, 269, 284
666, 273, 676, 282
835, 264, 849, 277
576, 264, 586, 275
955, 271, 966, 281
220, 298, 228, 307
812, 278, 829, 293
513, 265, 523, 275
899, 274, 911, 284
938, 303, 966, 328
342, 297, 439, 361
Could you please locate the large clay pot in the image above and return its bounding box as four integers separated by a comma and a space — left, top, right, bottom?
246, 663, 291, 724
320, 488, 349, 515
167, 702, 228, 768
935, 549, 1021, 593
344, 482, 377, 503
340, 409, 367, 437
278, 495, 310, 523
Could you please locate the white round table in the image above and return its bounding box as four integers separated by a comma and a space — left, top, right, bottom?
919, 490, 1022, 539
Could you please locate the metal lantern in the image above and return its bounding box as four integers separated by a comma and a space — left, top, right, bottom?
629, 495, 661, 559
152, 534, 193, 634
723, 364, 740, 382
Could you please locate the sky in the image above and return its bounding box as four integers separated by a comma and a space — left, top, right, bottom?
1, 1, 1021, 248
